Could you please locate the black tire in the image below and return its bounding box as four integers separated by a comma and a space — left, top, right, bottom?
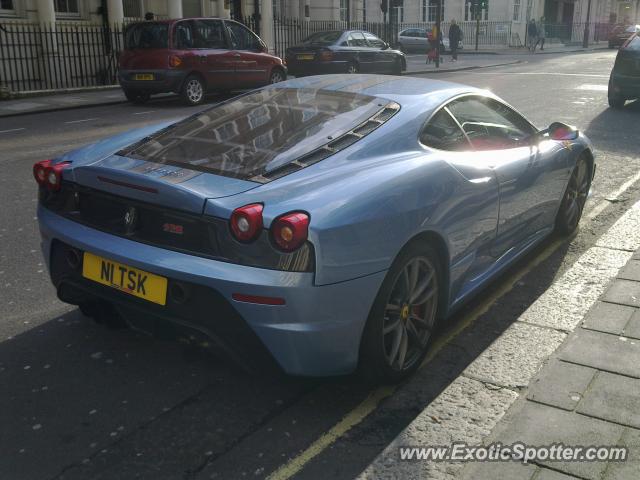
123, 89, 150, 104
359, 242, 442, 384
555, 155, 591, 235
181, 74, 206, 106
346, 62, 359, 74
269, 67, 286, 84
608, 95, 625, 108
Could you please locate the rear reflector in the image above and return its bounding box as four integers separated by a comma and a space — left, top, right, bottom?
232, 293, 286, 305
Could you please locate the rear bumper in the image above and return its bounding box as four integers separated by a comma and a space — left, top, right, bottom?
610, 73, 640, 98
38, 206, 384, 376
118, 69, 187, 94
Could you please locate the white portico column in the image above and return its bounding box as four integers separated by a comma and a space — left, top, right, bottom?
168, 0, 184, 19
211, 0, 230, 18
36, 0, 56, 25
106, 0, 124, 25
260, 0, 275, 53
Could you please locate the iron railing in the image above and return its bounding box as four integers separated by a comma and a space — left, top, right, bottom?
0, 22, 123, 93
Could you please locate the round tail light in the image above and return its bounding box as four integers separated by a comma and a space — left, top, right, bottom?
230, 204, 264, 243
271, 212, 309, 252
33, 159, 52, 185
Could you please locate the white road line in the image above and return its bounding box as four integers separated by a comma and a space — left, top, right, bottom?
0, 127, 26, 134
64, 118, 98, 124
133, 111, 154, 115
475, 72, 609, 78
586, 170, 640, 220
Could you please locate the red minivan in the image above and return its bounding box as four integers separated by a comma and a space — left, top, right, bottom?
118, 18, 287, 105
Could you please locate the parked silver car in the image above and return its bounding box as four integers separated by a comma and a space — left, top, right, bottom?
397, 27, 463, 53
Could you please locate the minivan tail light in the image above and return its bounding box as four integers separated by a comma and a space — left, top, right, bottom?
318, 50, 333, 61
169, 55, 182, 68
230, 204, 264, 243
271, 212, 309, 252
33, 160, 70, 191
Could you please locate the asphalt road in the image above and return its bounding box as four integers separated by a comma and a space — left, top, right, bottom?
1, 50, 640, 480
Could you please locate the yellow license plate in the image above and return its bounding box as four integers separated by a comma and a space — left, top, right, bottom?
297, 54, 314, 60
82, 252, 168, 306
134, 73, 154, 80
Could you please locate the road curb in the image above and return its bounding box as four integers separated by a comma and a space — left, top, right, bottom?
406, 59, 523, 75
0, 99, 129, 119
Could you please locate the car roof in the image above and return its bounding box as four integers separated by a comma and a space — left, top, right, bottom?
267, 74, 481, 109
126, 17, 233, 25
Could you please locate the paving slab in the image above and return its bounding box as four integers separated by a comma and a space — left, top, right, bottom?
581, 301, 636, 335
602, 279, 640, 308
617, 260, 640, 282
622, 309, 640, 339
489, 401, 625, 480
526, 360, 596, 411
462, 322, 566, 389
460, 458, 536, 479
602, 428, 640, 480
558, 329, 640, 378
576, 371, 640, 429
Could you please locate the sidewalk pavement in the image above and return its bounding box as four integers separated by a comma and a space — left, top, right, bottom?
359, 201, 640, 480
459, 250, 640, 480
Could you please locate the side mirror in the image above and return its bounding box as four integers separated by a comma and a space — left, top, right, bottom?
548, 122, 579, 141
382, 42, 389, 50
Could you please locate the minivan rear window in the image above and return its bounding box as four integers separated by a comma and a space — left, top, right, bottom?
125, 23, 168, 49
122, 88, 393, 181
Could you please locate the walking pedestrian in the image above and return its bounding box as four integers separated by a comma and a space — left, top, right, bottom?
449, 19, 462, 62
535, 16, 546, 51
426, 27, 439, 64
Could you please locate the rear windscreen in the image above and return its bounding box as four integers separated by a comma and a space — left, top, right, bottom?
122, 88, 390, 181
125, 23, 169, 49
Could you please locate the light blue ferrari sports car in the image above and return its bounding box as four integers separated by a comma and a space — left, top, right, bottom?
36, 75, 594, 382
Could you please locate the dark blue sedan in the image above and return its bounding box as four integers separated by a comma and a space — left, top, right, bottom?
285, 30, 406, 76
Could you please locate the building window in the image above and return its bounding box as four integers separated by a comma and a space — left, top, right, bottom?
273, 0, 283, 18
182, 0, 202, 17
393, 0, 404, 23
55, 0, 80, 17
123, 0, 142, 18
340, 0, 347, 21
512, 0, 521, 21
423, 0, 436, 22
0, 0, 14, 13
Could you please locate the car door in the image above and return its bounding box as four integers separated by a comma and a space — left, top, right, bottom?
446, 95, 570, 255
419, 107, 500, 304
181, 19, 235, 89
225, 20, 270, 87
347, 31, 374, 72
363, 32, 394, 72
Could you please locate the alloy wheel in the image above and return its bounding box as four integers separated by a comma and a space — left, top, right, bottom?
347, 63, 358, 74
186, 79, 203, 104
563, 159, 590, 231
382, 256, 438, 371
270, 70, 285, 84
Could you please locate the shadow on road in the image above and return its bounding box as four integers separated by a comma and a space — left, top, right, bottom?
585, 99, 640, 157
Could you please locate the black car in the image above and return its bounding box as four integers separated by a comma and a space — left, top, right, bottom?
285, 30, 406, 76
608, 34, 640, 108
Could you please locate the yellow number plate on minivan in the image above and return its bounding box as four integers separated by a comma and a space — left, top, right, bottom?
134, 73, 154, 80
82, 252, 167, 305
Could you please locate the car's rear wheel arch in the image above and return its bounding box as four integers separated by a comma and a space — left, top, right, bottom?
400, 231, 450, 311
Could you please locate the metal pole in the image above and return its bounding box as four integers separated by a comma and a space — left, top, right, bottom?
475, 1, 480, 51
582, 0, 592, 48
435, 0, 441, 68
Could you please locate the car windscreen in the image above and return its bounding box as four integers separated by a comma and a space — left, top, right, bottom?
125, 23, 169, 49
122, 88, 389, 181
301, 31, 342, 46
